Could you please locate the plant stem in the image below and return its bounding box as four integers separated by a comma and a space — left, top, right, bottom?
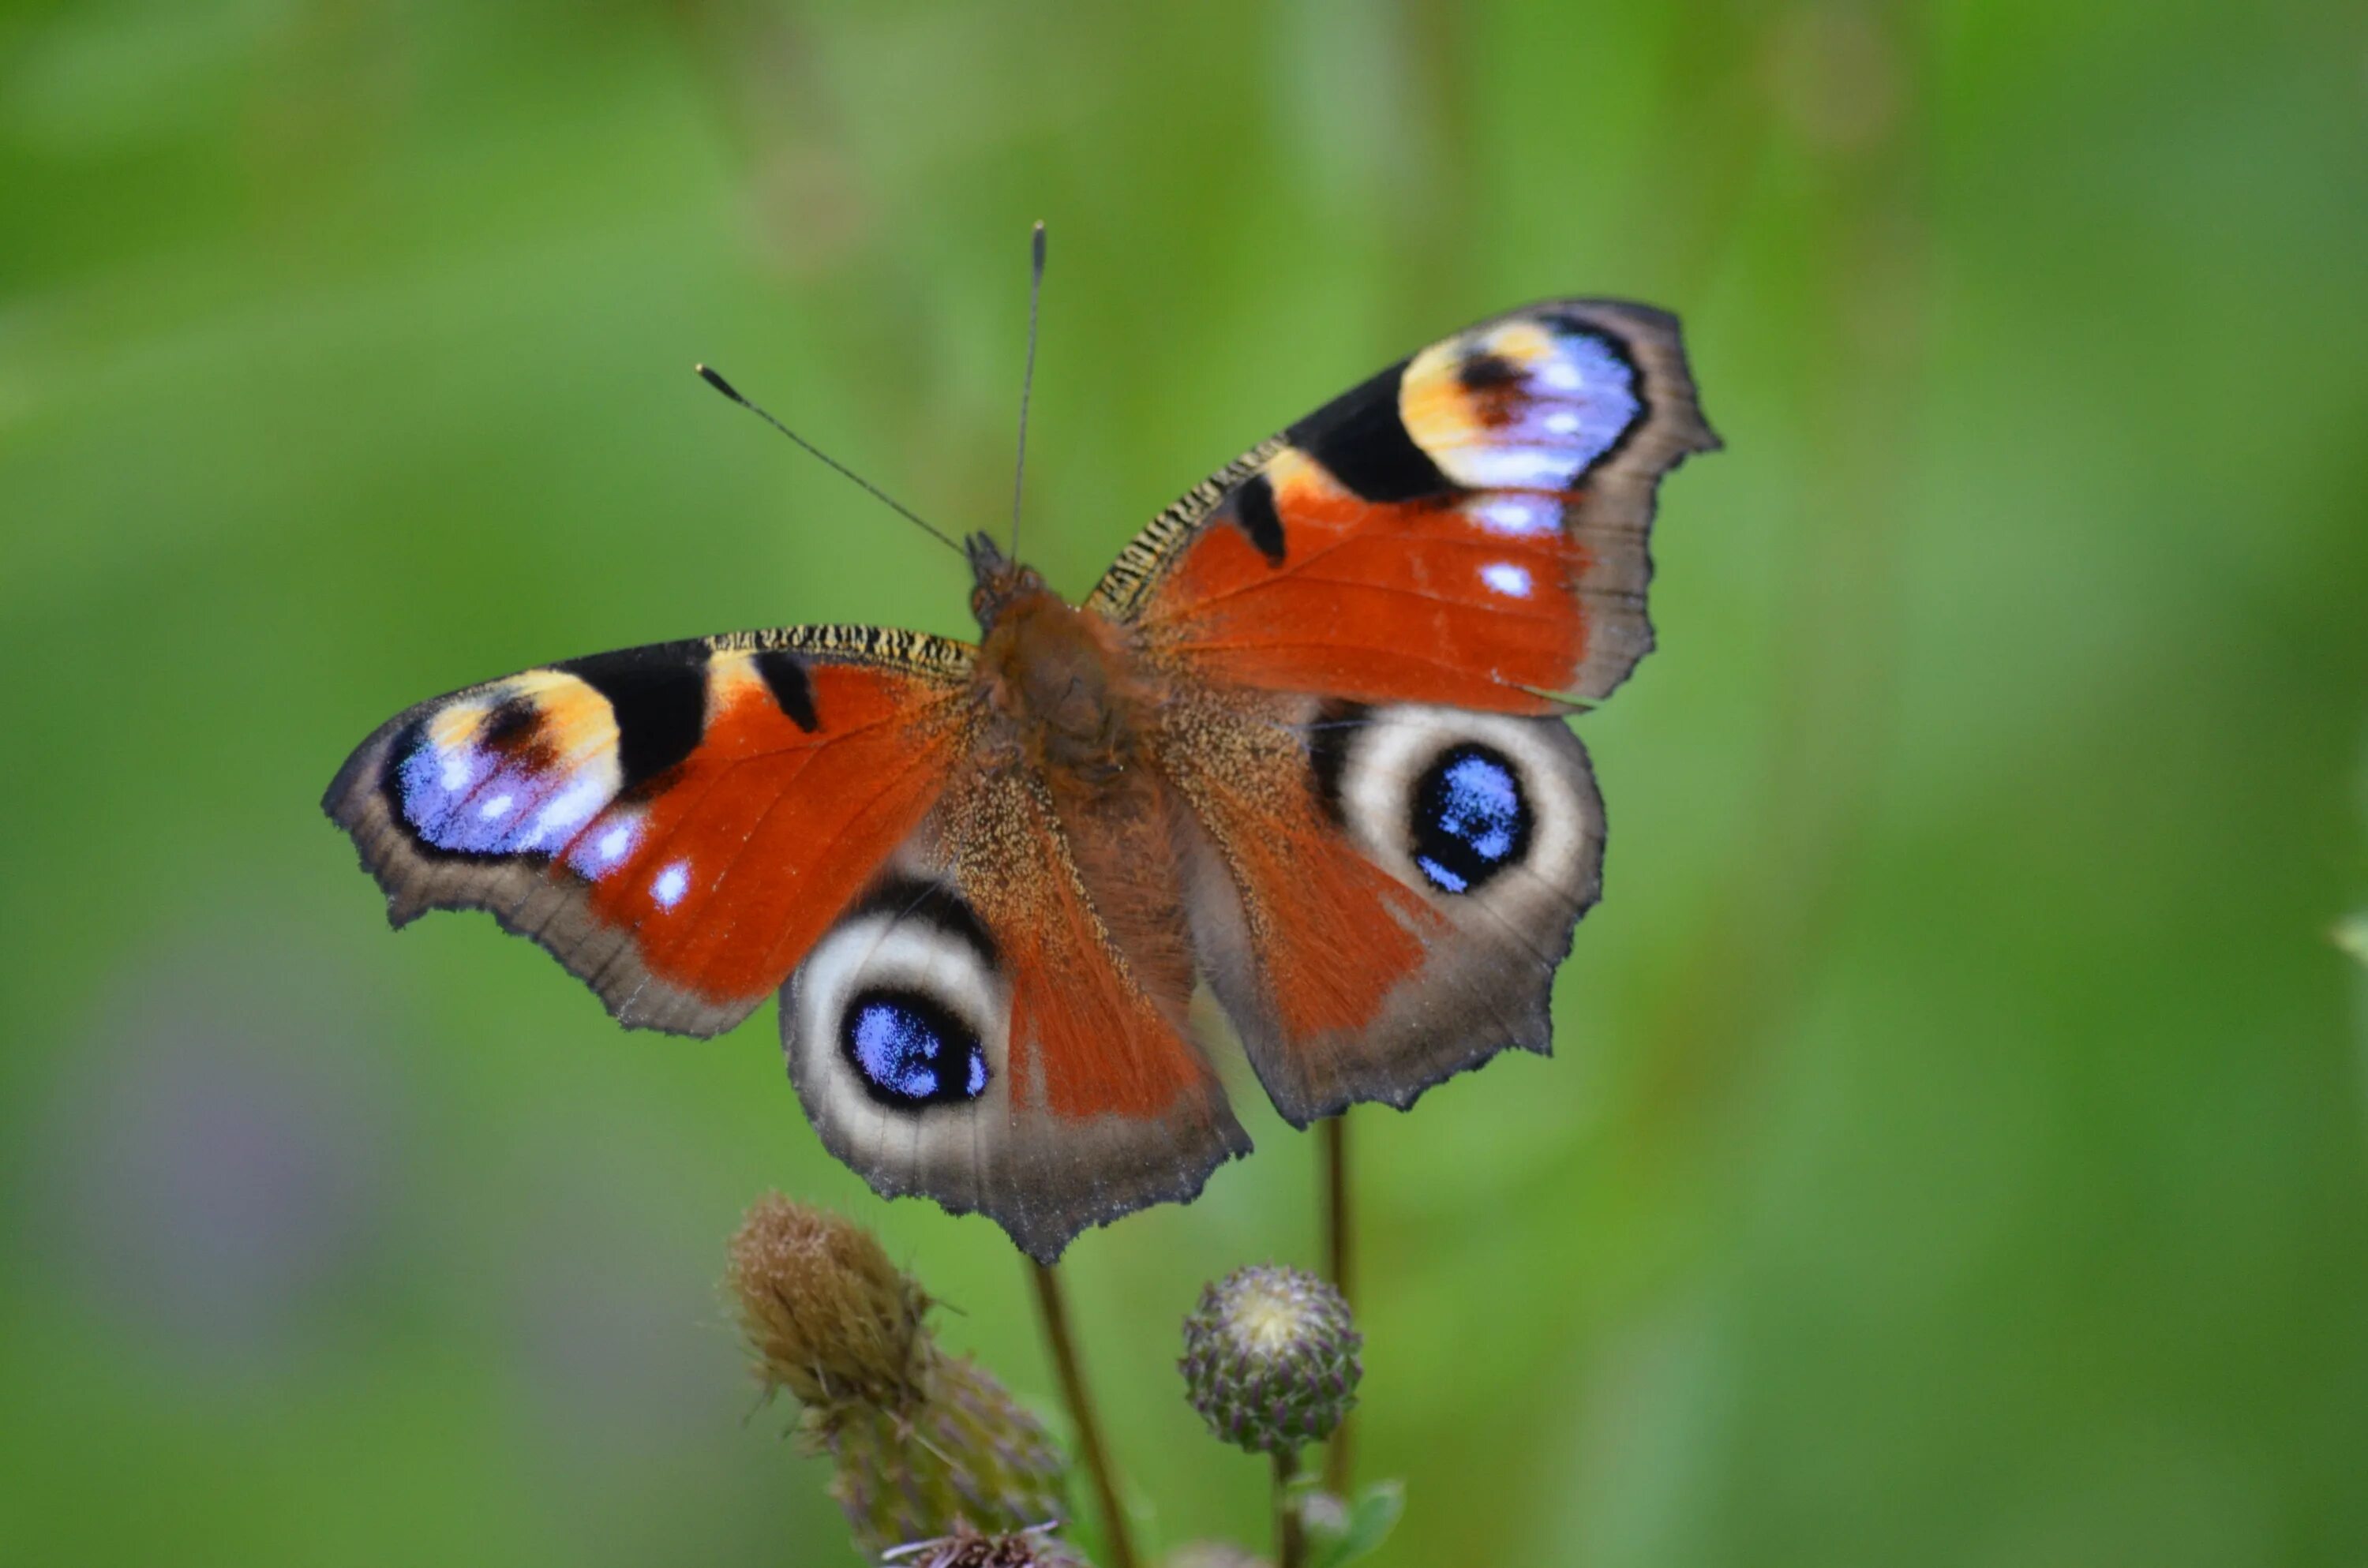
1028, 1259, 1138, 1568
1274, 1447, 1306, 1568
1321, 1112, 1354, 1494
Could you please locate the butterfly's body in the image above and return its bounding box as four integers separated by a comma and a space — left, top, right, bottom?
327, 300, 1717, 1259
971, 546, 1148, 784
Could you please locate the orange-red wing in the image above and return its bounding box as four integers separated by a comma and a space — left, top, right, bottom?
324, 626, 974, 1036
1090, 300, 1718, 709
778, 763, 1249, 1265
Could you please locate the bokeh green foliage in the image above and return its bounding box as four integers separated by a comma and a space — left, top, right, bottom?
3, 0, 2365, 1562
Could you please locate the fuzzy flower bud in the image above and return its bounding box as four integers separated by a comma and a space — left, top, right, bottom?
724, 1196, 1070, 1555
1178, 1265, 1361, 1455
725, 1193, 931, 1413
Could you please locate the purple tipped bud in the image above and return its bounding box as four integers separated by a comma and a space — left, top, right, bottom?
1178, 1264, 1362, 1456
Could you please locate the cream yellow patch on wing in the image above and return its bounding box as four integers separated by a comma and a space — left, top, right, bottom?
1265, 444, 1351, 509
423, 669, 620, 766
514, 669, 623, 760
704, 648, 770, 713
1399, 320, 1558, 466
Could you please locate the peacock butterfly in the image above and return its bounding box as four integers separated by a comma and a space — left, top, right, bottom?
324, 287, 1717, 1261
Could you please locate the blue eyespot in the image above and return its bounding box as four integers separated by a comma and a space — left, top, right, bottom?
1411, 744, 1530, 895
841, 987, 990, 1109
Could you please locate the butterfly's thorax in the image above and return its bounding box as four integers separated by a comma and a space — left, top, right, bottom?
973, 583, 1156, 784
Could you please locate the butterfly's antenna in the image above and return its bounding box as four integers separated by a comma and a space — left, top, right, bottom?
694, 364, 964, 557
1008, 219, 1047, 558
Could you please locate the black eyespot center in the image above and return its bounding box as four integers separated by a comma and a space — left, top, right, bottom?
840, 985, 990, 1109
1409, 742, 1531, 895
479, 696, 545, 753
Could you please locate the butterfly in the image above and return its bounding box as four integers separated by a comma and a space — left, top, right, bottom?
324, 299, 1716, 1262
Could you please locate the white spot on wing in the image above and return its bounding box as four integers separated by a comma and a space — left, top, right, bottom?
440, 754, 474, 791
1470, 496, 1560, 537
651, 861, 690, 910
565, 814, 642, 880
1481, 562, 1534, 598
479, 792, 515, 819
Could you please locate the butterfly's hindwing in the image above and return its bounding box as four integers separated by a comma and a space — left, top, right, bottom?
782, 767, 1250, 1264
1163, 693, 1602, 1125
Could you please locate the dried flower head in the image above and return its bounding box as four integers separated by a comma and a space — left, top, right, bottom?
1179, 1264, 1362, 1455
724, 1197, 1070, 1552
884, 1521, 1088, 1567
725, 1192, 929, 1413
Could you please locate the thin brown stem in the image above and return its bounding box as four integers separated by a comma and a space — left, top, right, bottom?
1321, 1113, 1354, 1494
1027, 1260, 1137, 1568
1274, 1447, 1306, 1568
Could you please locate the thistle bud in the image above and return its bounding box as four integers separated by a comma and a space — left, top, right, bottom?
725, 1193, 930, 1413
1178, 1265, 1361, 1455
724, 1196, 1069, 1555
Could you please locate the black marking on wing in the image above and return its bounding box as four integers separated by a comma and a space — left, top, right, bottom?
1456, 350, 1523, 428
1287, 359, 1454, 503
753, 648, 821, 732
376, 715, 432, 842
479, 696, 544, 752
848, 874, 1002, 969
562, 643, 708, 790
1231, 473, 1287, 565
1305, 700, 1369, 826
1458, 350, 1521, 391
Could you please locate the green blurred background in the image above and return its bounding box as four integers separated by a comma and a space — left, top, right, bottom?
5, 0, 2366, 1562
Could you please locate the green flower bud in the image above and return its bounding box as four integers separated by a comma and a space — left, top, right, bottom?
833, 1355, 1070, 1557
1178, 1265, 1361, 1455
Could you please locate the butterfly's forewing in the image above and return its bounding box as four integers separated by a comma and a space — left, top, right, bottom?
779, 759, 1249, 1263
1092, 300, 1717, 710
1104, 300, 1712, 1120
324, 627, 972, 1035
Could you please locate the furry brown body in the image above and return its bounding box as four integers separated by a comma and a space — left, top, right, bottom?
966, 535, 1199, 1016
